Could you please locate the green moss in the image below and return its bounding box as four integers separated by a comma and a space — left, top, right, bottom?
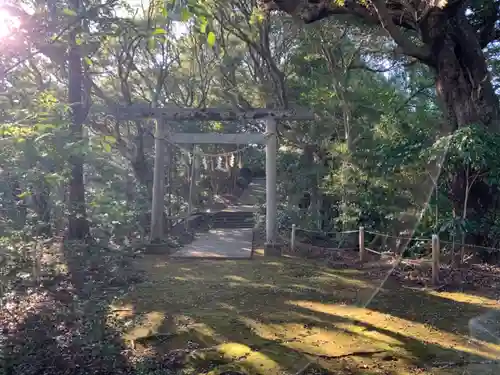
111, 257, 500, 375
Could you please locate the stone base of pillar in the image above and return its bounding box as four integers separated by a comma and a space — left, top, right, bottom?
264, 242, 283, 257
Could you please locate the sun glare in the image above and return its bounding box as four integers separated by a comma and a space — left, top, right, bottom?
0, 9, 20, 39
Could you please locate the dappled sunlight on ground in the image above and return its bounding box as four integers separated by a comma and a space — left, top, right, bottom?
216, 342, 283, 373
289, 300, 500, 359
122, 311, 166, 342
426, 290, 499, 308
110, 255, 500, 374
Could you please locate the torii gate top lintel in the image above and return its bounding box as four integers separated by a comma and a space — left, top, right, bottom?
107, 104, 315, 122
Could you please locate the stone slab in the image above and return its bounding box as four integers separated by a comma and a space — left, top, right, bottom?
171, 228, 253, 259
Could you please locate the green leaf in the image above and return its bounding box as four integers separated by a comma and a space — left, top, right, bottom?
63, 8, 77, 16
45, 173, 63, 184
199, 16, 208, 33
181, 8, 191, 22
152, 28, 167, 35
212, 122, 223, 131
84, 56, 93, 66
34, 123, 57, 132
249, 8, 265, 25
102, 142, 111, 153
104, 135, 116, 143
148, 37, 156, 50
207, 31, 216, 47
17, 191, 31, 199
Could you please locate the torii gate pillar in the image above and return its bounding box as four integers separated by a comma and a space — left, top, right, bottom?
264, 118, 282, 256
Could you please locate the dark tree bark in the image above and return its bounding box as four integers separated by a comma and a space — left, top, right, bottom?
420, 6, 499, 130
130, 131, 154, 200
67, 0, 89, 240
419, 5, 500, 252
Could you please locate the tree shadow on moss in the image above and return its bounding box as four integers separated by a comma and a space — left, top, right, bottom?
2, 242, 144, 375
115, 257, 499, 374
132, 301, 498, 375
131, 318, 393, 375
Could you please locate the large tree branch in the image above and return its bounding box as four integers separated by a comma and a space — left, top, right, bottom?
262, 0, 430, 61
261, 0, 376, 23
370, 0, 430, 61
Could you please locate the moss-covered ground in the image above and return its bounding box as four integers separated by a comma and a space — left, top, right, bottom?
109, 254, 500, 375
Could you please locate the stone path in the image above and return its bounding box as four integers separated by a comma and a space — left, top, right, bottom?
170, 228, 253, 259
170, 179, 265, 259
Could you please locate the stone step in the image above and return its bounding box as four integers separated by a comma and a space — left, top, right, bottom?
213, 211, 254, 218
212, 216, 253, 222
212, 221, 254, 229
211, 211, 254, 229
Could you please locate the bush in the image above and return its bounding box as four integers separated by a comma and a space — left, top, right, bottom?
239, 167, 253, 183
236, 176, 250, 189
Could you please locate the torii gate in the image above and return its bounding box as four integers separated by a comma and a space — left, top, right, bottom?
110, 105, 314, 255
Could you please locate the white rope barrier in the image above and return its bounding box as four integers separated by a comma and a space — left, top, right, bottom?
365, 229, 500, 254
440, 240, 500, 253
365, 247, 383, 255
291, 226, 359, 235
364, 230, 431, 242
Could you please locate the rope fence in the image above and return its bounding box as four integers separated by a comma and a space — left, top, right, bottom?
365, 247, 384, 255
285, 225, 500, 285
364, 230, 431, 242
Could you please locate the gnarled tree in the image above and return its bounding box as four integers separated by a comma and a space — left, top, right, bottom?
260, 0, 499, 130
261, 0, 500, 247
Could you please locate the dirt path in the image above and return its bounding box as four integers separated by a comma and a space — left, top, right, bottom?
110, 255, 500, 374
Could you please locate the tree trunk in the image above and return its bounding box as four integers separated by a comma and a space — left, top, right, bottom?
131, 155, 153, 199
421, 9, 499, 130
130, 124, 154, 200
421, 8, 500, 248
67, 0, 89, 240
32, 181, 51, 236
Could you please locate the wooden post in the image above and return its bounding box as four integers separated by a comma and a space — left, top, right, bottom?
432, 234, 440, 285
150, 119, 166, 242
359, 227, 365, 261
291, 224, 296, 251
